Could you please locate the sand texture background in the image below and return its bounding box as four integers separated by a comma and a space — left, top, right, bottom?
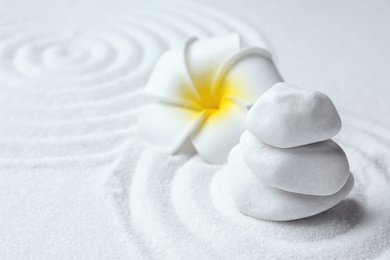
1, 0, 390, 259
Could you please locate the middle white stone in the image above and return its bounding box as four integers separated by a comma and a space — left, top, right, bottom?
240, 131, 350, 196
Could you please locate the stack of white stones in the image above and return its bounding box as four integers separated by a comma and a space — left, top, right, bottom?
227, 83, 354, 221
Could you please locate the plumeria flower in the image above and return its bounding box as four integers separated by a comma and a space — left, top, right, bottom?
139, 34, 282, 164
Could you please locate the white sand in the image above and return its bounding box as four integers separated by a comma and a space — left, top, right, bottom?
1, 0, 390, 259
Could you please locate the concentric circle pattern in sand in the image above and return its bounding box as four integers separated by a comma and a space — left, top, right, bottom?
2, 1, 389, 259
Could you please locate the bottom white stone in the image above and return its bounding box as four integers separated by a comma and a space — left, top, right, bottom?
227, 146, 354, 221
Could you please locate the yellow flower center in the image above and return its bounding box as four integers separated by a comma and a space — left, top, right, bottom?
186, 72, 243, 113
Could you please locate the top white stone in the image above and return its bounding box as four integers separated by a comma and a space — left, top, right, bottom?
246, 82, 342, 148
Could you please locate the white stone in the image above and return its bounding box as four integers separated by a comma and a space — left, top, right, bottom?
227, 146, 354, 221
240, 131, 350, 196
246, 82, 342, 148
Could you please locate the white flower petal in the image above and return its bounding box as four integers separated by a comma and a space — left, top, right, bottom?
190, 98, 246, 164
213, 47, 283, 106
144, 49, 201, 110
139, 101, 206, 153
185, 34, 241, 107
